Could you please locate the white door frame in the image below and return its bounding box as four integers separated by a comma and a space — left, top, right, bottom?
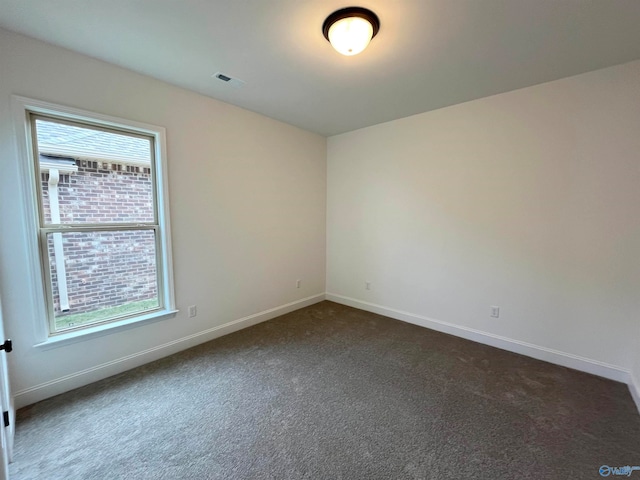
0, 296, 14, 479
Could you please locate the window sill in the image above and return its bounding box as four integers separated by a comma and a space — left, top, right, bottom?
33, 309, 179, 351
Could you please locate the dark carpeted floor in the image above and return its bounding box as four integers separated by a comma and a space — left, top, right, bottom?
10, 301, 640, 479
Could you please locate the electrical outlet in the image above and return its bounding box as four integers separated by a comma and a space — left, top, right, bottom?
365, 281, 371, 290
296, 279, 301, 289
490, 306, 500, 318
188, 305, 197, 318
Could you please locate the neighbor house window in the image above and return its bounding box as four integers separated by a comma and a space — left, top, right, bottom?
17, 99, 175, 338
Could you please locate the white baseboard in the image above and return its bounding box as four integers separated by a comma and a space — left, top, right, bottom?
17, 292, 639, 416
14, 293, 325, 408
326, 293, 632, 385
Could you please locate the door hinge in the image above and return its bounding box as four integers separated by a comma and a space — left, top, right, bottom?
3, 411, 8, 428
0, 340, 11, 353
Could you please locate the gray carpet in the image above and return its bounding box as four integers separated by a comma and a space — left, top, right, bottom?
11, 301, 640, 479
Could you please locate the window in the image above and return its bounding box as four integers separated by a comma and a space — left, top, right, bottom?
15, 97, 175, 341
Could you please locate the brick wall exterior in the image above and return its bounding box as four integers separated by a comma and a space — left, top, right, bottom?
41, 160, 157, 316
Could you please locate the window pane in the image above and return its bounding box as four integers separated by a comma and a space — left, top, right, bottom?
46, 230, 159, 332
35, 118, 154, 225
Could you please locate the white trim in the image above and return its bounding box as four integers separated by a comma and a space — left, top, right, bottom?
154, 118, 175, 315
630, 372, 640, 415
33, 309, 179, 350
38, 159, 78, 174
326, 293, 631, 384
12, 95, 167, 138
38, 144, 150, 167
11, 95, 176, 342
14, 294, 325, 408
11, 96, 50, 342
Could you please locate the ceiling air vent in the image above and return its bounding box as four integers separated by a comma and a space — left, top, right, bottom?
212, 72, 245, 89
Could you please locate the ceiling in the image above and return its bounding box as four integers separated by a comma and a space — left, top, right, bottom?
1, 1, 640, 137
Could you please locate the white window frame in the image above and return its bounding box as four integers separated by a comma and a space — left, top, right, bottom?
12, 96, 177, 349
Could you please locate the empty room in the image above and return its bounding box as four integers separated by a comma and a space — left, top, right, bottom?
0, 1, 639, 479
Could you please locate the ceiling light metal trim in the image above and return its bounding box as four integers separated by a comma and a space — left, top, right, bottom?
322, 7, 380, 41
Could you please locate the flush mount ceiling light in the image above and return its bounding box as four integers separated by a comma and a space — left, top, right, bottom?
322, 7, 380, 56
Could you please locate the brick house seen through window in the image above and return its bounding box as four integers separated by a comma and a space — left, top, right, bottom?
34, 117, 162, 333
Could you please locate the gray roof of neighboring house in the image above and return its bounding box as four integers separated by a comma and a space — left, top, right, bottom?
35, 118, 151, 164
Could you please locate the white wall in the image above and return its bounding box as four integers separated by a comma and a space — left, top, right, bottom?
327, 61, 640, 381
1, 26, 638, 411
0, 28, 326, 407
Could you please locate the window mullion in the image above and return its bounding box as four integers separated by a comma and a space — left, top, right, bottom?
40, 224, 157, 234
